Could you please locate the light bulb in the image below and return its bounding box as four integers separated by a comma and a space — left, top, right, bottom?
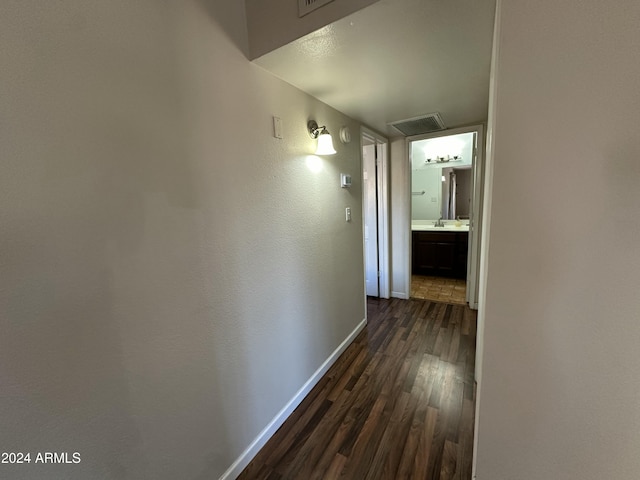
315, 132, 336, 155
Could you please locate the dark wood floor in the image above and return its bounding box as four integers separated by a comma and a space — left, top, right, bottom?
238, 297, 477, 480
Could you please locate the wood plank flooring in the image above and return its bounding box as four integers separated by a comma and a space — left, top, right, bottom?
237, 297, 477, 480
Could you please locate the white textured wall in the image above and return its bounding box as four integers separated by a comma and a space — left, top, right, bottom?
0, 1, 364, 479
411, 169, 442, 220
245, 0, 380, 59
475, 0, 640, 479
390, 138, 410, 299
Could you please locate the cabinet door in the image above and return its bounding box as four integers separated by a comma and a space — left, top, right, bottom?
455, 232, 469, 278
413, 233, 457, 275
434, 242, 456, 274
416, 240, 438, 270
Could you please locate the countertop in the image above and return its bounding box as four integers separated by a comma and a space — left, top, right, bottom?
412, 221, 469, 232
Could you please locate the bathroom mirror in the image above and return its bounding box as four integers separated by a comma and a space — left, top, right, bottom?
410, 132, 474, 221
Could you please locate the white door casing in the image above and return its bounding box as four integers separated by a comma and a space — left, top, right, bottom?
361, 127, 389, 299
363, 143, 379, 297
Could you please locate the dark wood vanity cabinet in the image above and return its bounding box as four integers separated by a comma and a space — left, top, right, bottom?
412, 231, 468, 278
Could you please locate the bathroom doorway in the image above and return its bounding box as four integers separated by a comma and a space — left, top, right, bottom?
408, 125, 485, 308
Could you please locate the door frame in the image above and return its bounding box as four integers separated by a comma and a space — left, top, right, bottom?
361, 127, 390, 299
405, 124, 486, 308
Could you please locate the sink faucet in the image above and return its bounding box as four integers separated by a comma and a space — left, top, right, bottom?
434, 217, 445, 227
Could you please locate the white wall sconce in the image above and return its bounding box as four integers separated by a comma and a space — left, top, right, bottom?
308, 120, 337, 155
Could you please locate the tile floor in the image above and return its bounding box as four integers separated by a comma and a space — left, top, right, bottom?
410, 275, 467, 305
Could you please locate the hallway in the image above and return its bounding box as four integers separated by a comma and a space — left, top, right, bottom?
238, 297, 477, 479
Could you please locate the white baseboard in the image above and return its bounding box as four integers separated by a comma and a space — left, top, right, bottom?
391, 291, 409, 299
219, 317, 368, 480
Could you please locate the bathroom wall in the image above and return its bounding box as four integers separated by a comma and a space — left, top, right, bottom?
0, 1, 364, 478
411, 168, 442, 220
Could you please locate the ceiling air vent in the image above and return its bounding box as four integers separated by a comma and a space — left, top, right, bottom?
298, 0, 334, 17
388, 113, 446, 136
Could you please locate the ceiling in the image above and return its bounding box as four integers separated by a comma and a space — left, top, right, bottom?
254, 0, 496, 138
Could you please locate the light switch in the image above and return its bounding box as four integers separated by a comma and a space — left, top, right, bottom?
345, 207, 352, 222
273, 116, 283, 139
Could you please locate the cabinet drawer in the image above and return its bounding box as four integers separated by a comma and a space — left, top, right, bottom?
414, 232, 457, 243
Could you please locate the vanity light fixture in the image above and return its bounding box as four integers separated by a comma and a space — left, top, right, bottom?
425, 155, 462, 165
308, 120, 337, 155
